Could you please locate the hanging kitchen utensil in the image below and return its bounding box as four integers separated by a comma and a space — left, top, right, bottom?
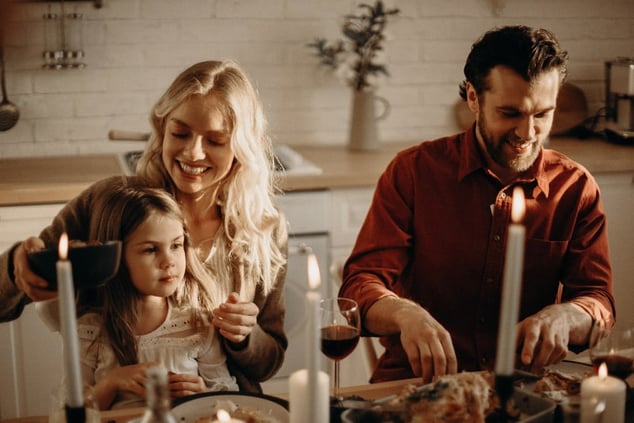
0, 28, 19, 131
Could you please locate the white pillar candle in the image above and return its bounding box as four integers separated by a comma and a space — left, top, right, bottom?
57, 233, 84, 408
495, 187, 525, 376
581, 362, 626, 423
289, 369, 330, 423
305, 253, 322, 423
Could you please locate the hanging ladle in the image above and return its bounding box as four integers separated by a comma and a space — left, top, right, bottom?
0, 28, 20, 131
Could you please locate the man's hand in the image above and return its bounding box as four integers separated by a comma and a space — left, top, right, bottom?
366, 297, 458, 383
516, 303, 592, 373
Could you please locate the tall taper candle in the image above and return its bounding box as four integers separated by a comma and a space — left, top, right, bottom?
57, 233, 84, 408
495, 186, 526, 376
306, 253, 321, 423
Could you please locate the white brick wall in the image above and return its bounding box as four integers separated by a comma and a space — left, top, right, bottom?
0, 0, 632, 158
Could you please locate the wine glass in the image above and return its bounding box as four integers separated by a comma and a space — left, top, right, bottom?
319, 297, 361, 400
589, 319, 634, 380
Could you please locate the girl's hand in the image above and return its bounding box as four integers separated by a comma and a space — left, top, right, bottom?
212, 292, 259, 345
94, 362, 160, 410
168, 372, 207, 397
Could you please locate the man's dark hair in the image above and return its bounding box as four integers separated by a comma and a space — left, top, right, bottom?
458, 25, 569, 100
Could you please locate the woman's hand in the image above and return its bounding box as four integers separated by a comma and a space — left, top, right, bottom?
212, 292, 259, 346
13, 237, 57, 301
168, 372, 207, 397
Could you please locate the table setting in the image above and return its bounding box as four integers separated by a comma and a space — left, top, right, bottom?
3, 192, 634, 423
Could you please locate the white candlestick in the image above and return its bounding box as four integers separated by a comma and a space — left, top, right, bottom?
57, 233, 84, 408
581, 362, 626, 423
306, 253, 321, 423
495, 187, 525, 376
289, 369, 330, 423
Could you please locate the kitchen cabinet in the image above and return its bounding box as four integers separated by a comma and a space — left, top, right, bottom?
595, 172, 634, 325
328, 187, 384, 387
0, 203, 65, 419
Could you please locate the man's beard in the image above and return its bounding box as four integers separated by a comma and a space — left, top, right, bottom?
477, 113, 540, 173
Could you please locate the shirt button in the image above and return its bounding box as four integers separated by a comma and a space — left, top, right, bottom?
486, 277, 494, 285
480, 355, 488, 365
479, 316, 486, 324
494, 235, 501, 241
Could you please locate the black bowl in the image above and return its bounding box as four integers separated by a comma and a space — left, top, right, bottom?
27, 241, 122, 291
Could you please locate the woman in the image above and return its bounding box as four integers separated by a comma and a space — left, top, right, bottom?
0, 60, 288, 393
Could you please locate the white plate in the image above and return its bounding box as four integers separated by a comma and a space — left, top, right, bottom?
171, 392, 289, 423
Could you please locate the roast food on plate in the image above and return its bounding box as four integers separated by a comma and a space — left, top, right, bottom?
530, 366, 591, 403
191, 398, 281, 423
341, 371, 558, 423
171, 392, 288, 423
348, 371, 512, 423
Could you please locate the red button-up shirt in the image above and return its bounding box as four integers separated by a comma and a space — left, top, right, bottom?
340, 126, 615, 382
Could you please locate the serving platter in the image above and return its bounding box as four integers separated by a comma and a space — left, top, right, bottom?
340, 388, 556, 423
171, 391, 289, 423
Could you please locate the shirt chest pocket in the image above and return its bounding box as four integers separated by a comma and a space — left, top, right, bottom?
520, 238, 569, 310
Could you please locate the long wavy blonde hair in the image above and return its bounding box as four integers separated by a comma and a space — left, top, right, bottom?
136, 60, 285, 298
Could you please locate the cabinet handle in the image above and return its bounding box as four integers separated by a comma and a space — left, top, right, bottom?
288, 243, 312, 256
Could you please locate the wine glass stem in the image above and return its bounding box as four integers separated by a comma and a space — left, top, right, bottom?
334, 360, 341, 400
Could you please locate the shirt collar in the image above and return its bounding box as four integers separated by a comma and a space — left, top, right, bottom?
458, 123, 550, 198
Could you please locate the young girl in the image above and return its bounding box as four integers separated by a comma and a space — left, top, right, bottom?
77, 182, 238, 410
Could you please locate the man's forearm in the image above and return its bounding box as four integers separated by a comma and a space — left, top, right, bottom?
565, 301, 597, 346
365, 295, 426, 336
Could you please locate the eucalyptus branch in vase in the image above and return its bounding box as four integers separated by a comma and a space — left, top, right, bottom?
308, 1, 400, 92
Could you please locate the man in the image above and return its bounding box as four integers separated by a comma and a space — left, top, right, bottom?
339, 25, 615, 384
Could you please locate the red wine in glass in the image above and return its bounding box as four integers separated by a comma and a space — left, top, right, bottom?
591, 355, 634, 379
321, 325, 360, 361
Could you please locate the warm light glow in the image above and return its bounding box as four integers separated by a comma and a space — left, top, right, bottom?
511, 186, 526, 223
216, 409, 230, 422
307, 253, 321, 290
598, 362, 608, 379
58, 232, 69, 260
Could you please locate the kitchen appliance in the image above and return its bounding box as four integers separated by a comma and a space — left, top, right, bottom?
109, 129, 323, 177
605, 58, 634, 142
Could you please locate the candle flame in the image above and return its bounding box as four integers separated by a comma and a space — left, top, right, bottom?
598, 362, 608, 379
216, 409, 230, 422
58, 232, 69, 260
308, 253, 321, 290
511, 187, 525, 223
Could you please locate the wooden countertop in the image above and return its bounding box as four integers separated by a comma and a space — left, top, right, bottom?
0, 136, 632, 207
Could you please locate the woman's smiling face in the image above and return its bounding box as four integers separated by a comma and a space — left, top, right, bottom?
161, 93, 235, 196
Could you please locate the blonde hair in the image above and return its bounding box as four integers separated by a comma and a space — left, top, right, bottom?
137, 60, 285, 298
83, 182, 219, 365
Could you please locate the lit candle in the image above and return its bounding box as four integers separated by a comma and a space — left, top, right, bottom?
289, 253, 329, 423
57, 233, 84, 409
495, 187, 526, 376
580, 362, 626, 423
306, 253, 321, 384
213, 409, 246, 423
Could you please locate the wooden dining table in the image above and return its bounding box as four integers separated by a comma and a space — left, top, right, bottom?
0, 377, 422, 423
